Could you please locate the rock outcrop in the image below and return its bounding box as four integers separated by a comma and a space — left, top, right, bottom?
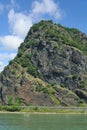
0, 20, 87, 106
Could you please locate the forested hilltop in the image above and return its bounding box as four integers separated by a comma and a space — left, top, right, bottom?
0, 20, 87, 106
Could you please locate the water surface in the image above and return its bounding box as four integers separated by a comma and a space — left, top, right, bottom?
0, 113, 87, 130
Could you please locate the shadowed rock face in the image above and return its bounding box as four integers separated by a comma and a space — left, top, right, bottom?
0, 20, 87, 106
30, 43, 87, 89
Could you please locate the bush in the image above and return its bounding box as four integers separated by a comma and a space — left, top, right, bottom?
42, 87, 49, 94
60, 84, 65, 88
72, 74, 78, 80
36, 84, 43, 92
14, 97, 22, 106
7, 96, 22, 106
4, 106, 21, 112
11, 69, 16, 74
80, 81, 87, 88
25, 53, 32, 59
7, 96, 14, 106
20, 58, 30, 67
78, 99, 84, 104
17, 50, 23, 57
27, 65, 38, 77
33, 106, 39, 111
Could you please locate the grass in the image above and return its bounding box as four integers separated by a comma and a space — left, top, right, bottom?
0, 106, 87, 114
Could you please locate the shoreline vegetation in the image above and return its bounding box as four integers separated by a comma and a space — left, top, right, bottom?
0, 106, 87, 114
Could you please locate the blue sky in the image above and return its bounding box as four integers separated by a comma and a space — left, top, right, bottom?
0, 0, 87, 72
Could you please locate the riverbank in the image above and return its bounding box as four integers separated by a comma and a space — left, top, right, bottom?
0, 106, 87, 114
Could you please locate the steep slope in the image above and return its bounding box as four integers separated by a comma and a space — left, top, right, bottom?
0, 20, 87, 106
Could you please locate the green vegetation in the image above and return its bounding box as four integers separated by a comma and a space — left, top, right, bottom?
32, 20, 53, 32
17, 50, 23, 57
78, 99, 85, 105
0, 106, 87, 113
72, 74, 78, 80
1, 20, 87, 107
60, 83, 65, 88
7, 96, 22, 106
27, 65, 39, 78
1, 106, 21, 112
7, 96, 14, 106
80, 80, 87, 88
27, 67, 37, 77
35, 83, 51, 94
12, 20, 87, 81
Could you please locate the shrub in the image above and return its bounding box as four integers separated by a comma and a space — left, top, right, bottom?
33, 106, 39, 111
72, 74, 78, 80
25, 53, 32, 59
5, 106, 21, 112
27, 66, 38, 77
20, 58, 30, 67
60, 83, 65, 88
17, 50, 23, 57
7, 96, 22, 106
14, 97, 22, 106
7, 96, 14, 106
78, 99, 84, 104
36, 84, 43, 92
42, 87, 49, 94
80, 81, 87, 88
11, 69, 16, 74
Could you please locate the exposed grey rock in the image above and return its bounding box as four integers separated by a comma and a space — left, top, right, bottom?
0, 20, 87, 106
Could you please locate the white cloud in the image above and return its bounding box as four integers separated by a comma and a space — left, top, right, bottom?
8, 9, 32, 38
0, 0, 63, 72
0, 35, 23, 50
0, 61, 5, 72
0, 53, 16, 61
31, 0, 62, 20
9, 53, 16, 59
0, 53, 16, 72
8, 0, 62, 39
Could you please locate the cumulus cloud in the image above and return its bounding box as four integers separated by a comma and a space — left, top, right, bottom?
8, 9, 32, 38
0, 35, 23, 50
0, 0, 63, 72
31, 0, 62, 20
0, 61, 5, 72
8, 0, 62, 39
0, 53, 16, 72
0, 53, 16, 61
7, 0, 62, 50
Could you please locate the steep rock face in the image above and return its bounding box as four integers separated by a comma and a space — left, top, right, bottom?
0, 20, 87, 106
29, 43, 87, 89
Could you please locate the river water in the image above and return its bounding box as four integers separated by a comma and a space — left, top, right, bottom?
0, 113, 87, 130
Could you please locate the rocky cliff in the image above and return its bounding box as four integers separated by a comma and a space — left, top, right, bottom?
0, 20, 87, 106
